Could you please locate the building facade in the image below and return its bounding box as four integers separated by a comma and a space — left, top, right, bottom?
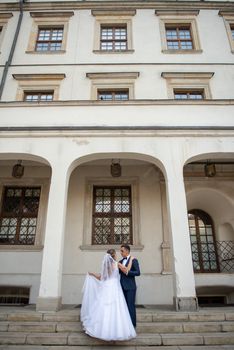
0, 0, 234, 312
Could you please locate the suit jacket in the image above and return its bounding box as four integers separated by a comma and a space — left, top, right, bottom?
119, 256, 140, 291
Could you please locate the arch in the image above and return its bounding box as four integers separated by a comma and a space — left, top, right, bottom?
186, 187, 234, 237
189, 209, 214, 226
184, 152, 234, 167
65, 152, 167, 249
0, 152, 51, 167
67, 152, 167, 179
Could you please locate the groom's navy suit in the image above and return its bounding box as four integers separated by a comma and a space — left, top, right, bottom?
119, 257, 140, 327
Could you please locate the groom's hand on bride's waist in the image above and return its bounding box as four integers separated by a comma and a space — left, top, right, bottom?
118, 263, 128, 274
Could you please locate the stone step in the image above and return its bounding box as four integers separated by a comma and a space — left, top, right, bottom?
7, 322, 57, 333
1, 310, 234, 323
7, 313, 43, 322
0, 332, 234, 346
5, 313, 79, 322
1, 347, 234, 350
138, 321, 234, 333
0, 321, 234, 334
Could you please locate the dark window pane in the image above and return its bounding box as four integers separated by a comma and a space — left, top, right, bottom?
92, 186, 132, 245
188, 210, 219, 273
230, 25, 234, 40
0, 187, 41, 245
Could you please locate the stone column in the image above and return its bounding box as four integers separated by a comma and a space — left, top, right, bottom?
36, 164, 69, 311
165, 166, 198, 311
160, 180, 172, 274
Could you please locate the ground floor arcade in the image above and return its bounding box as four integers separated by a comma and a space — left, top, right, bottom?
0, 132, 233, 311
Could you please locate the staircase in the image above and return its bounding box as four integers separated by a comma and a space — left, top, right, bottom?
0, 305, 234, 349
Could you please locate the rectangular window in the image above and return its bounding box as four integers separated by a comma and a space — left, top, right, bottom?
35, 27, 63, 51
100, 25, 127, 51
98, 90, 129, 101
166, 25, 193, 50
174, 89, 204, 100
92, 186, 132, 245
24, 91, 54, 102
0, 187, 41, 245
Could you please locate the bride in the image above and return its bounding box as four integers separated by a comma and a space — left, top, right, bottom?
80, 249, 136, 341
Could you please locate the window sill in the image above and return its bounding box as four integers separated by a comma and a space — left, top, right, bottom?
0, 245, 44, 251
93, 49, 134, 54
80, 244, 144, 251
25, 50, 66, 54
162, 49, 203, 54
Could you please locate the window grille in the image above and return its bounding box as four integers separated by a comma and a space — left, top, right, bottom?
0, 187, 41, 245
92, 186, 132, 245
188, 210, 219, 272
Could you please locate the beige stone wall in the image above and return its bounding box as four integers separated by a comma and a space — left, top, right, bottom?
1, 161, 233, 304
0, 165, 50, 303
0, 0, 233, 307
62, 163, 171, 304
1, 8, 234, 101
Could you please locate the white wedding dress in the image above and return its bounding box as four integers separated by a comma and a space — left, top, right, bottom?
80, 254, 136, 341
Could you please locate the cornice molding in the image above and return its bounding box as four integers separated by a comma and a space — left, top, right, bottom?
92, 9, 136, 16
30, 11, 74, 18
219, 10, 234, 16
155, 10, 200, 16
0, 99, 233, 107
12, 73, 66, 81
161, 72, 214, 79
0, 1, 234, 12
0, 245, 44, 251
86, 72, 140, 79
0, 128, 234, 139
0, 13, 13, 19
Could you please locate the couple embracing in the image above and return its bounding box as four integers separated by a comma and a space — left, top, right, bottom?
80, 244, 140, 341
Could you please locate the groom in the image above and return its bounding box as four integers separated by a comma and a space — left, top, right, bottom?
119, 244, 140, 327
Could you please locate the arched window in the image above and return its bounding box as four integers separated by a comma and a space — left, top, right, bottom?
188, 210, 219, 273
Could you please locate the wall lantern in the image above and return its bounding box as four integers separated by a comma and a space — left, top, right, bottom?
12, 160, 24, 178
204, 162, 216, 177
111, 159, 121, 177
